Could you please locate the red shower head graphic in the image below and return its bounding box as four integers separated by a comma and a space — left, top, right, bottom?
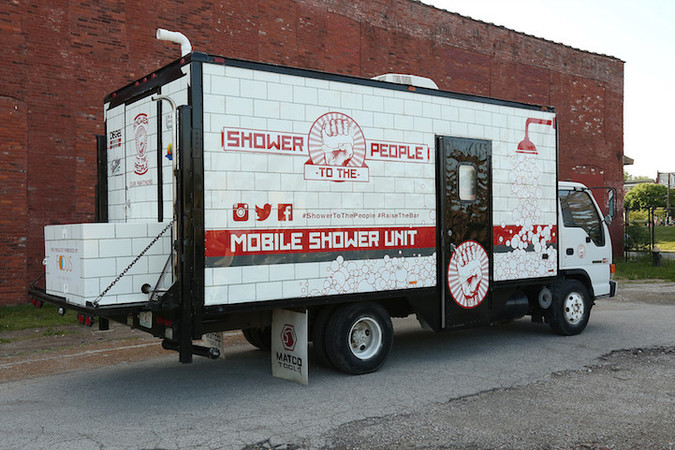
518, 117, 555, 154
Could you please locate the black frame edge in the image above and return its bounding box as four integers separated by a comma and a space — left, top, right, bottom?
95, 134, 108, 223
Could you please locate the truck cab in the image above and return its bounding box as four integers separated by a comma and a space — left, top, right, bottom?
558, 181, 616, 299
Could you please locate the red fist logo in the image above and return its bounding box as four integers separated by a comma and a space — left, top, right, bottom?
281, 324, 296, 351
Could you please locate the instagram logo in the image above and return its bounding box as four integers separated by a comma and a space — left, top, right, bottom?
233, 203, 249, 221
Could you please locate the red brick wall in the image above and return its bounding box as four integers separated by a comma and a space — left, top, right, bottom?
0, 0, 624, 305
0, 97, 28, 304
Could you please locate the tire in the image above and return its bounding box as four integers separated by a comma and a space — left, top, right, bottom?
242, 327, 271, 351
311, 306, 336, 368
550, 280, 591, 336
324, 303, 393, 375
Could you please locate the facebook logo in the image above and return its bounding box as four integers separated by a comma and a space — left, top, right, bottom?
278, 204, 293, 221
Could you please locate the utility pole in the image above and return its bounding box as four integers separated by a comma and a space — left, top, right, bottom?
658, 171, 673, 225
668, 172, 672, 225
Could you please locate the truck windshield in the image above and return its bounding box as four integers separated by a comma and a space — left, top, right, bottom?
559, 190, 604, 246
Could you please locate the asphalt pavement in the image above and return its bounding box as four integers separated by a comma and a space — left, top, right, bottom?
0, 281, 673, 449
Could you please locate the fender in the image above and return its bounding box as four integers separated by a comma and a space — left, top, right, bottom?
557, 269, 595, 298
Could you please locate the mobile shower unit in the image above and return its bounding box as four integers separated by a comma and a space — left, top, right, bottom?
30, 30, 616, 379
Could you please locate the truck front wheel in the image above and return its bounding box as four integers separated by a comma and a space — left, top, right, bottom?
324, 303, 393, 375
551, 280, 591, 336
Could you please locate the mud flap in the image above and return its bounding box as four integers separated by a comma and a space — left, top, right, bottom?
271, 309, 308, 385
200, 332, 226, 358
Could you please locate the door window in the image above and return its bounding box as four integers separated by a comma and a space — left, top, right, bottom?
458, 164, 477, 201
559, 190, 604, 246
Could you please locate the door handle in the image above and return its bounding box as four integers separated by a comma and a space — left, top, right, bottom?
566, 248, 574, 256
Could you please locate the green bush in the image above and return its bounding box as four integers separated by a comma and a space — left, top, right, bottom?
624, 222, 651, 251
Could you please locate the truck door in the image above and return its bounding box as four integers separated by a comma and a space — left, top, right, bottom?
558, 188, 612, 297
123, 97, 162, 221
438, 136, 492, 329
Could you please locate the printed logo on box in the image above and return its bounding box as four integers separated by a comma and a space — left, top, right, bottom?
47, 246, 81, 289
278, 204, 293, 221
447, 240, 489, 309
281, 324, 297, 351
222, 128, 305, 154
109, 158, 122, 177
133, 113, 149, 176
256, 204, 272, 221
205, 226, 435, 257
233, 203, 295, 223
305, 112, 369, 182
57, 255, 73, 272
233, 203, 249, 221
368, 140, 431, 163
221, 112, 433, 184
109, 129, 122, 150
577, 244, 586, 259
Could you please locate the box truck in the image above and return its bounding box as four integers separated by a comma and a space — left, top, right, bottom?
30, 30, 616, 378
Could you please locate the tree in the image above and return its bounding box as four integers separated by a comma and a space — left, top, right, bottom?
624, 183, 671, 211
624, 171, 652, 182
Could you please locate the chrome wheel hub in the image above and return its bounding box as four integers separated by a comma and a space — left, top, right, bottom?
563, 292, 585, 324
349, 317, 383, 360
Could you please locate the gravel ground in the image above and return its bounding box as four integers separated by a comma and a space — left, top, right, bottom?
315, 346, 674, 449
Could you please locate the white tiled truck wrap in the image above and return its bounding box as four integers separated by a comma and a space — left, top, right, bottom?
104, 71, 189, 223
201, 62, 557, 306
45, 60, 556, 308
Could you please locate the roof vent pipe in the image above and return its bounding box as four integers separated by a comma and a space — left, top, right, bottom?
156, 28, 192, 57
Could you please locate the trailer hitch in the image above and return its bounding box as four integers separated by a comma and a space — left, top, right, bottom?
161, 339, 220, 360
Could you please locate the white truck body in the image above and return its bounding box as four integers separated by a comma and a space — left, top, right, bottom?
34, 51, 615, 374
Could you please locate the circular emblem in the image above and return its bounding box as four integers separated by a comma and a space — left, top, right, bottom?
133, 113, 149, 175
447, 240, 489, 309
307, 112, 366, 167
577, 244, 586, 259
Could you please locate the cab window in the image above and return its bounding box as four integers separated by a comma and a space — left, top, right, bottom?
559, 190, 604, 246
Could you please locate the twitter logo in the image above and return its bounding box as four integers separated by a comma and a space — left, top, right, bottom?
256, 204, 272, 221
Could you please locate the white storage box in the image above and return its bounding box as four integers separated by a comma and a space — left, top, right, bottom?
44, 222, 172, 306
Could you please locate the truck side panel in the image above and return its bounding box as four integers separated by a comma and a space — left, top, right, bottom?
202, 63, 437, 305
492, 119, 558, 281
200, 61, 558, 306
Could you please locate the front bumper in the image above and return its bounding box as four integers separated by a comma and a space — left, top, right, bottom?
609, 280, 617, 298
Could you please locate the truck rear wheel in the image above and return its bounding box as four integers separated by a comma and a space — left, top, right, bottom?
324, 303, 393, 375
311, 305, 336, 368
551, 280, 591, 336
242, 327, 271, 351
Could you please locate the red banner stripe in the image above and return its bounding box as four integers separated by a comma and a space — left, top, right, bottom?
205, 226, 436, 258
492, 225, 557, 246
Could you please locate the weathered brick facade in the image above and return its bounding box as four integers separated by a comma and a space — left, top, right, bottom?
0, 0, 623, 305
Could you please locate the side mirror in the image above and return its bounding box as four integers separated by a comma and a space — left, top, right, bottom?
604, 214, 612, 225
607, 189, 616, 219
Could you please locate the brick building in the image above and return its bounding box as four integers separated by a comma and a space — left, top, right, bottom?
0, 0, 624, 306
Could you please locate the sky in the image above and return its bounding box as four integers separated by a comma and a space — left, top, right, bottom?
422, 0, 675, 179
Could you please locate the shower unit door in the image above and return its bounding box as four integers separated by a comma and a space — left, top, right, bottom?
438, 136, 492, 329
